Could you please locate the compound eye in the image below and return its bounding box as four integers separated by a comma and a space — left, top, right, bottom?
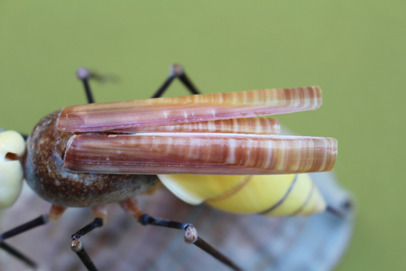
0, 131, 26, 209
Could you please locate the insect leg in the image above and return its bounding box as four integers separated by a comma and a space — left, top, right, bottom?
326, 205, 347, 218
0, 214, 48, 241
0, 241, 37, 268
176, 65, 200, 95
0, 204, 65, 241
70, 206, 107, 271
77, 67, 95, 104
76, 67, 118, 103
0, 204, 65, 267
119, 198, 243, 271
151, 64, 200, 98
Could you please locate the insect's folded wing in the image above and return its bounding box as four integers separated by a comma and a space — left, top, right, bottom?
63, 133, 337, 175
57, 87, 321, 132
109, 117, 280, 134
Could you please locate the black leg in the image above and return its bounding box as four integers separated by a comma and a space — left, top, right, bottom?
0, 215, 48, 242
151, 64, 201, 98
0, 241, 37, 269
178, 70, 200, 95
326, 205, 347, 218
76, 67, 118, 104
71, 239, 98, 271
0, 215, 48, 269
77, 67, 95, 104
71, 217, 103, 271
0, 205, 64, 268
138, 214, 243, 271
151, 73, 176, 98
194, 236, 242, 271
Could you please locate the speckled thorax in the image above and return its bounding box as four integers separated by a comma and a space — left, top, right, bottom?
24, 110, 159, 207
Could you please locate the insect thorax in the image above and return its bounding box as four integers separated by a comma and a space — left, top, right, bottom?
24, 110, 159, 207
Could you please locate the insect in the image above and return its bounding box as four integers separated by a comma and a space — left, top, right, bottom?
0, 65, 340, 271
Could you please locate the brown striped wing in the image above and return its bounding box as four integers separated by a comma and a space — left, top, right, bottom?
63, 133, 337, 175
109, 117, 280, 134
57, 87, 322, 132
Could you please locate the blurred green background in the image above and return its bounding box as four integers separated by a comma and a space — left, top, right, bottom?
1, 1, 405, 270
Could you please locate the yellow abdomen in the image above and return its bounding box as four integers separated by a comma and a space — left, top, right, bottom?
158, 174, 326, 216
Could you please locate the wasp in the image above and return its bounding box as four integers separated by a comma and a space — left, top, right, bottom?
0, 65, 341, 271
